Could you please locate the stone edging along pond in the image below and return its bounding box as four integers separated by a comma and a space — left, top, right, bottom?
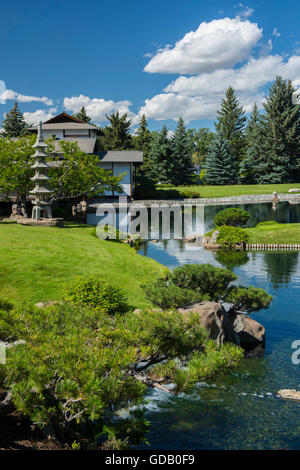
89, 192, 300, 209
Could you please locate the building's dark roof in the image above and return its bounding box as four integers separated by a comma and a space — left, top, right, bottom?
44, 112, 84, 124
27, 112, 98, 131
98, 151, 143, 163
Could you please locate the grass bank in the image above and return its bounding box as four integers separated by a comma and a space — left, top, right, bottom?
245, 222, 300, 244
0, 222, 167, 308
156, 183, 300, 199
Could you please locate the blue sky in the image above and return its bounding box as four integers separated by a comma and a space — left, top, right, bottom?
1, 0, 300, 131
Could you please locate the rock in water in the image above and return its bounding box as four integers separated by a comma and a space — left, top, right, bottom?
277, 389, 300, 400
211, 230, 220, 244
229, 312, 265, 345
178, 301, 237, 346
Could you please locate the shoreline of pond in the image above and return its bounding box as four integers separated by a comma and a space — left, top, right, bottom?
88, 192, 300, 209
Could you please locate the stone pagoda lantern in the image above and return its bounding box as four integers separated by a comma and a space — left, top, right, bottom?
18, 121, 64, 227
30, 121, 53, 219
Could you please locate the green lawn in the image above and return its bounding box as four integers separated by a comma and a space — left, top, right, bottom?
245, 222, 300, 244
158, 183, 300, 199
0, 222, 167, 308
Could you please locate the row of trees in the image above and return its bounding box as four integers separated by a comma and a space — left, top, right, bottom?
206, 78, 300, 184
2, 75, 300, 187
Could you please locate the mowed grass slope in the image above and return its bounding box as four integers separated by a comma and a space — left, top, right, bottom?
0, 222, 167, 308
159, 183, 300, 199
245, 222, 300, 244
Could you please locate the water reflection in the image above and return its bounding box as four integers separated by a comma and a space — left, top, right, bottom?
136, 201, 300, 450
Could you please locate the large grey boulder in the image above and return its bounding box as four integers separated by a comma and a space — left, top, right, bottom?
229, 312, 265, 345
178, 301, 266, 347
178, 301, 237, 346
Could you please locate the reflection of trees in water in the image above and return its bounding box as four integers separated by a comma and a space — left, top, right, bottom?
213, 250, 249, 269
263, 252, 299, 288
204, 202, 300, 231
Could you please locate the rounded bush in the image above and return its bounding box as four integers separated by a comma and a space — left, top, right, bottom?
63, 276, 128, 315
214, 208, 250, 227
216, 226, 248, 246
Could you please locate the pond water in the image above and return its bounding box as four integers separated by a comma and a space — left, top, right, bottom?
136, 202, 300, 450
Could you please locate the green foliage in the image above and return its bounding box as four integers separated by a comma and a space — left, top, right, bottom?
255, 221, 279, 227
46, 139, 123, 199
170, 264, 237, 300
73, 106, 92, 123
215, 86, 247, 165
239, 103, 262, 183
143, 263, 271, 318
169, 118, 194, 185
0, 300, 242, 447
225, 286, 272, 312
148, 126, 172, 184
214, 208, 250, 227
261, 77, 300, 183
2, 102, 27, 137
216, 226, 248, 246
189, 127, 215, 166
152, 341, 243, 394
204, 132, 237, 185
63, 275, 128, 315
101, 111, 133, 150
215, 250, 249, 269
142, 278, 202, 309
133, 114, 152, 158
0, 134, 36, 211
242, 77, 300, 184
0, 297, 13, 312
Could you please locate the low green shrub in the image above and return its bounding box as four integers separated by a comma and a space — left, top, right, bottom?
216, 226, 248, 246
142, 278, 202, 309
170, 264, 237, 300
255, 220, 279, 227
214, 208, 250, 227
63, 275, 128, 315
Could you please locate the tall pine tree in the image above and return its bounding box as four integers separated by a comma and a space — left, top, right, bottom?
240, 103, 264, 183
260, 76, 300, 182
2, 102, 27, 137
215, 87, 246, 173
133, 115, 156, 197
74, 106, 92, 123
102, 111, 133, 150
147, 126, 172, 184
204, 132, 236, 185
169, 117, 194, 185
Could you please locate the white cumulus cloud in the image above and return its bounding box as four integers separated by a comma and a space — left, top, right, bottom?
63, 94, 135, 123
144, 17, 262, 74
24, 107, 58, 125
0, 88, 53, 105
164, 55, 300, 97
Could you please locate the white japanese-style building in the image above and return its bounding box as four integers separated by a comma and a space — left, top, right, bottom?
27, 112, 143, 197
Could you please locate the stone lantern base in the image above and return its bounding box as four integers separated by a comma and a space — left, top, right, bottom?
17, 218, 64, 227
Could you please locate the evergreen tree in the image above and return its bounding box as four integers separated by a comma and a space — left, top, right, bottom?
169, 117, 194, 185
215, 87, 246, 169
133, 114, 152, 161
147, 126, 172, 184
260, 76, 300, 183
2, 102, 27, 137
102, 111, 132, 150
132, 115, 156, 198
204, 132, 237, 185
240, 104, 264, 183
190, 127, 215, 166
74, 106, 91, 123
